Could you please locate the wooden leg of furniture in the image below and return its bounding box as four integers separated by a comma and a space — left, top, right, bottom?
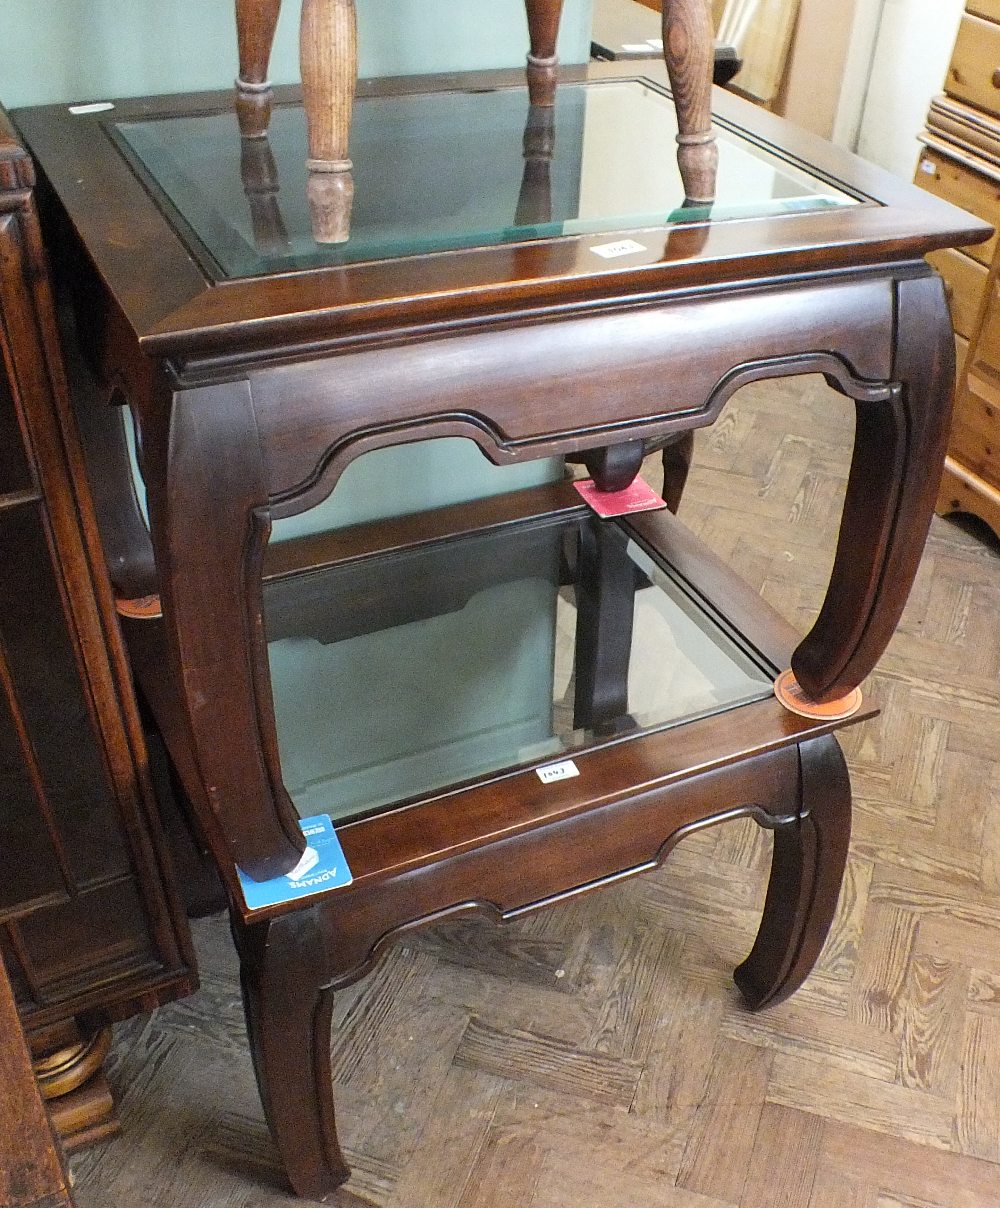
662, 0, 718, 204
233, 910, 349, 1200
300, 0, 357, 244
791, 273, 955, 701
0, 956, 77, 1208
572, 519, 637, 731
524, 0, 566, 105
32, 1021, 118, 1153
235, 0, 282, 137
136, 382, 306, 881
734, 734, 852, 1010
583, 439, 646, 491
661, 430, 695, 514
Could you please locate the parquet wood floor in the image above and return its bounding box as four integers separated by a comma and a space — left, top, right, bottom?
70, 376, 1000, 1207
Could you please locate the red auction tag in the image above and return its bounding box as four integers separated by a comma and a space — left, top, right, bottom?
573, 476, 667, 518
773, 669, 862, 721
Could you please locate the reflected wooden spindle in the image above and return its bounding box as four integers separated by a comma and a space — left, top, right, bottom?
515, 104, 556, 227
662, 0, 718, 205
240, 134, 291, 255
235, 0, 282, 139
300, 0, 357, 244
525, 0, 566, 107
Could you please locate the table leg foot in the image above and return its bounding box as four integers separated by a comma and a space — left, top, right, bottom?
582, 439, 645, 491
734, 735, 851, 1011
236, 911, 350, 1200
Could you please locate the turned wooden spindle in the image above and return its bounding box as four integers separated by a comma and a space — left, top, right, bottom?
240, 135, 291, 255
662, 0, 718, 205
515, 104, 556, 227
300, 0, 357, 244
524, 0, 566, 107
235, 0, 283, 139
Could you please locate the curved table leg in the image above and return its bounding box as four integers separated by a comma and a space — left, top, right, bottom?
734, 735, 851, 1010
662, 0, 718, 204
137, 380, 305, 881
792, 273, 955, 701
234, 910, 350, 1199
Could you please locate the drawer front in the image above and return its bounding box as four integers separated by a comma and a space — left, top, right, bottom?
955, 276, 1000, 486
926, 247, 989, 339
967, 0, 1000, 24
951, 373, 1000, 484
915, 149, 1000, 265
956, 332, 970, 391
947, 15, 1000, 116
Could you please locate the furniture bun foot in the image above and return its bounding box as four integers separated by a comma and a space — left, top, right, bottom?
734, 734, 852, 1011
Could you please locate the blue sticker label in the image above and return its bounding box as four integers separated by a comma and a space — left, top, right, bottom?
237, 814, 353, 909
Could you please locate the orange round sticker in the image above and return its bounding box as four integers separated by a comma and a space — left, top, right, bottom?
773, 669, 862, 721
115, 594, 163, 620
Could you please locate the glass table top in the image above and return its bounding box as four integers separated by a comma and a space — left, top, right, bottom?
113, 79, 859, 280
262, 510, 774, 824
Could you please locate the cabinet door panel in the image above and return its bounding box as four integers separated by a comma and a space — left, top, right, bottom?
0, 345, 33, 494
0, 505, 131, 888
0, 670, 66, 913
14, 879, 157, 1004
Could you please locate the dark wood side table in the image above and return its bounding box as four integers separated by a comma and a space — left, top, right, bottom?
0, 106, 196, 1151
12, 60, 990, 1198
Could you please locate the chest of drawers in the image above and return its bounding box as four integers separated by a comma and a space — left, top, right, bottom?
916, 1, 1000, 537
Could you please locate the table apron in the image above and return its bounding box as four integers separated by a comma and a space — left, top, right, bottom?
246, 275, 897, 515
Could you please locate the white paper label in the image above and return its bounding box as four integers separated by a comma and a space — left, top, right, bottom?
537, 759, 580, 784
69, 102, 115, 115
919, 158, 936, 176
591, 238, 647, 260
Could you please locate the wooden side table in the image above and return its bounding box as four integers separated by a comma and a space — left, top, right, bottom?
13, 59, 990, 1198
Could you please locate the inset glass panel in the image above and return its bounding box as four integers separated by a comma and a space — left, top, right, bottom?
114, 79, 858, 279
263, 510, 773, 823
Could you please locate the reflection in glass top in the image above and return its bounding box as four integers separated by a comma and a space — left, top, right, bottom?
262, 512, 774, 824
114, 80, 858, 279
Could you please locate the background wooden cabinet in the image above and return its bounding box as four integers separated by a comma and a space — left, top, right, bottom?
916, 1, 1000, 538
0, 106, 195, 1147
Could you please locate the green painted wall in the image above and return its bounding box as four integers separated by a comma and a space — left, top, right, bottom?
1, 1, 593, 108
